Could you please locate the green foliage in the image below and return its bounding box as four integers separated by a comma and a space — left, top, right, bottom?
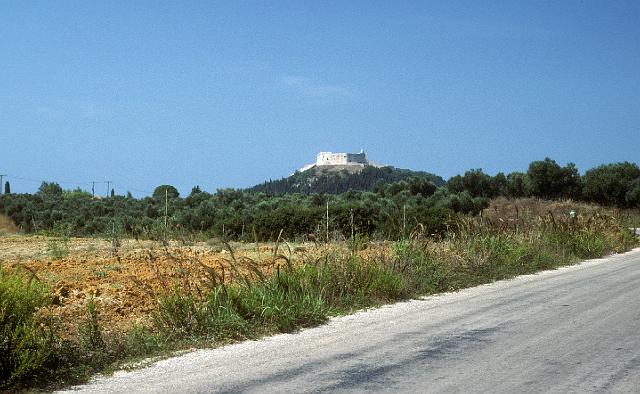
153, 185, 180, 200
230, 270, 327, 332
311, 255, 406, 308
503, 172, 527, 198
63, 188, 92, 199
583, 162, 640, 207
626, 179, 640, 208
0, 183, 484, 241
153, 274, 326, 341
428, 189, 488, 215
78, 298, 104, 351
249, 166, 445, 195
0, 268, 55, 389
152, 253, 405, 341
407, 177, 438, 197
37, 181, 63, 197
47, 224, 71, 260
447, 169, 494, 198
123, 324, 163, 357
391, 240, 450, 293
525, 158, 581, 199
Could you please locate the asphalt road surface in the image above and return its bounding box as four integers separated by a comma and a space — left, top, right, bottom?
63, 248, 640, 393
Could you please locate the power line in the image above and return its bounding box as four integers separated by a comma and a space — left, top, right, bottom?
5, 174, 162, 197
8, 175, 109, 187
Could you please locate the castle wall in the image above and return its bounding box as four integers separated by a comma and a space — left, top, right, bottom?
346, 153, 367, 164
316, 152, 347, 165
316, 151, 368, 166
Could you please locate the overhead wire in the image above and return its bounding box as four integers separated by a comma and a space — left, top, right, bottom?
3, 174, 156, 196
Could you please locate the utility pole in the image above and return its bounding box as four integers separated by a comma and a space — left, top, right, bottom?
403, 204, 406, 239
164, 189, 168, 228
92, 181, 95, 198
350, 208, 354, 241
326, 200, 329, 244
0, 175, 5, 195
106, 181, 112, 198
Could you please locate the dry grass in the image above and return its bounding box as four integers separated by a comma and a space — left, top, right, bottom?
0, 214, 18, 234
483, 197, 607, 221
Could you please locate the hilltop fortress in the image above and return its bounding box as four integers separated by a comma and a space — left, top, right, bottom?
316, 150, 368, 166
299, 150, 383, 172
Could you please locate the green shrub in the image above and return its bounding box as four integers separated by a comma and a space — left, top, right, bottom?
46, 223, 71, 260
316, 254, 406, 308
392, 240, 451, 293
47, 238, 69, 260
78, 298, 104, 351
229, 270, 327, 332
153, 287, 249, 342
124, 324, 164, 357
0, 268, 56, 388
152, 254, 406, 342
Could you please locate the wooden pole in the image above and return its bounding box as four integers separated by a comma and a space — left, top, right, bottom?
403, 204, 406, 239
350, 208, 354, 241
326, 200, 329, 244
164, 189, 168, 228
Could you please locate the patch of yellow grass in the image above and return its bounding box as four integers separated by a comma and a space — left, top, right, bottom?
0, 214, 17, 234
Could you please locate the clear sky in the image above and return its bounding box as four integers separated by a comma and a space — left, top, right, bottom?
1, 1, 639, 197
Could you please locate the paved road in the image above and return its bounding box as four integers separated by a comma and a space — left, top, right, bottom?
63, 248, 640, 393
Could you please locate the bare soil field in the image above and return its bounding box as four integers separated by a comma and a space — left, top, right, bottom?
0, 198, 630, 341
0, 235, 324, 337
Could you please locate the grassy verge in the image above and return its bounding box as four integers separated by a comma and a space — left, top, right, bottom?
1, 210, 637, 390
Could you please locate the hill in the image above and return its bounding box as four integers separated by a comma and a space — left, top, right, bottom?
248, 165, 445, 195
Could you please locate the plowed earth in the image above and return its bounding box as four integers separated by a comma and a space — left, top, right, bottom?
0, 235, 317, 337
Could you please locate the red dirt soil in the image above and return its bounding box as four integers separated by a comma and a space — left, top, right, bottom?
1, 235, 313, 337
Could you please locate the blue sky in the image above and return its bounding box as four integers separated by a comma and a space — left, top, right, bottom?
1, 1, 639, 196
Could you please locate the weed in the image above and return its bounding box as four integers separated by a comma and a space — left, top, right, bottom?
47, 223, 71, 260
47, 238, 69, 260
0, 267, 56, 389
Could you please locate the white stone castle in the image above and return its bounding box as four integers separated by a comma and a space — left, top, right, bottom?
298, 150, 383, 172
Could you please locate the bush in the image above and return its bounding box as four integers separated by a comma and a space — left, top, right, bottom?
153, 287, 249, 342
0, 268, 56, 388
583, 162, 640, 207
47, 223, 71, 260
152, 252, 407, 342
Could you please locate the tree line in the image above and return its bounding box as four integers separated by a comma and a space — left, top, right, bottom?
0, 180, 483, 241
0, 158, 638, 241
446, 158, 640, 208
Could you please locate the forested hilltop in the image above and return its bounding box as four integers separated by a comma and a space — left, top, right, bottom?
0, 158, 639, 241
248, 166, 445, 194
